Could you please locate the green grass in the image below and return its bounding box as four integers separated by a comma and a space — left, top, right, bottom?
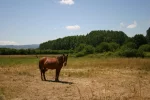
0, 55, 39, 67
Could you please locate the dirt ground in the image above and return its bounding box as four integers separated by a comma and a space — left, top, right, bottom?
1, 64, 150, 100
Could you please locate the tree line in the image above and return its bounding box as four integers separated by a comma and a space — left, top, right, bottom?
1, 28, 150, 57
39, 30, 128, 50
0, 48, 71, 55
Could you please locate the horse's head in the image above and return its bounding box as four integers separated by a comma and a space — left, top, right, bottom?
57, 54, 68, 66
63, 54, 68, 66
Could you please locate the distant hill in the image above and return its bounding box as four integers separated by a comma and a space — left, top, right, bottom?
0, 44, 39, 49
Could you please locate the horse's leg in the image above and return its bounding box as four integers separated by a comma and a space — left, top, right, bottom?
55, 68, 61, 82
40, 70, 43, 81
43, 70, 46, 81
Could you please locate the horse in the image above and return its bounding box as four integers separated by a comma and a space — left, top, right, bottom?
39, 54, 68, 81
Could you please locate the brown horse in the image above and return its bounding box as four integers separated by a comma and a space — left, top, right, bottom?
39, 54, 68, 81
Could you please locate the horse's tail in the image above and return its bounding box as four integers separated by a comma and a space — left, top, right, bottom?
39, 57, 46, 71
39, 62, 42, 71
39, 58, 43, 71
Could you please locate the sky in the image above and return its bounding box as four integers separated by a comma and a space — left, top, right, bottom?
0, 0, 150, 45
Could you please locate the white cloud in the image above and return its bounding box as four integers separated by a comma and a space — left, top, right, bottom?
59, 0, 74, 5
66, 25, 80, 30
127, 21, 137, 29
0, 41, 19, 45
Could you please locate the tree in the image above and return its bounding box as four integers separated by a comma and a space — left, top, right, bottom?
75, 44, 86, 52
84, 45, 95, 54
86, 30, 128, 47
39, 30, 128, 50
121, 42, 137, 49
108, 42, 120, 51
133, 34, 147, 49
146, 27, 150, 44
138, 44, 150, 52
95, 42, 110, 53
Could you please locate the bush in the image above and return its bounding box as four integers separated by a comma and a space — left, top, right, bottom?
133, 34, 147, 48
123, 49, 138, 57
116, 48, 137, 57
18, 49, 27, 55
117, 42, 138, 57
121, 42, 137, 49
108, 42, 120, 51
137, 50, 145, 58
95, 42, 119, 53
116, 48, 145, 57
75, 50, 86, 57
74, 44, 95, 57
84, 45, 95, 54
138, 44, 150, 52
75, 44, 86, 52
95, 42, 110, 53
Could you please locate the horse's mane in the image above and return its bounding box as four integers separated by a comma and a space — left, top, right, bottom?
56, 55, 64, 65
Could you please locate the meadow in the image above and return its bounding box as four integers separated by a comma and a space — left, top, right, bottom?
0, 55, 150, 100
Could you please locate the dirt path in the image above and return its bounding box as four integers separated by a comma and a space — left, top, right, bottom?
1, 67, 150, 100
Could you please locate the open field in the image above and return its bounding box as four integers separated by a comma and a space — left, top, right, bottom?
0, 55, 150, 100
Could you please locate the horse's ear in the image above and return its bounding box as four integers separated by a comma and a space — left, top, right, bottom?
63, 54, 65, 56
67, 54, 68, 56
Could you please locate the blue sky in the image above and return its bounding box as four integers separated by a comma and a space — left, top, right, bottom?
0, 0, 150, 45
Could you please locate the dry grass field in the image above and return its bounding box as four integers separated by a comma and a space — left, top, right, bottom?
0, 55, 150, 100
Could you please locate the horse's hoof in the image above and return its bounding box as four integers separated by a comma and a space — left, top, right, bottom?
55, 79, 59, 82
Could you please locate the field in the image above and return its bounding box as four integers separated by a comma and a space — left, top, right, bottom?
0, 55, 150, 100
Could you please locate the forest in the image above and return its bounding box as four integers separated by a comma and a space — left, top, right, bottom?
0, 28, 150, 57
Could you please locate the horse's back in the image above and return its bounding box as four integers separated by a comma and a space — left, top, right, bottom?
39, 57, 47, 65
41, 57, 59, 69
45, 58, 58, 65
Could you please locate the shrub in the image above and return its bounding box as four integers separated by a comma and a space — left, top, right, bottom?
121, 42, 137, 49
117, 48, 134, 57
75, 44, 95, 57
108, 42, 120, 51
116, 48, 145, 57
123, 48, 138, 57
75, 44, 86, 52
133, 34, 147, 48
95, 42, 110, 53
138, 44, 150, 52
84, 45, 95, 54
137, 50, 145, 58
75, 50, 86, 57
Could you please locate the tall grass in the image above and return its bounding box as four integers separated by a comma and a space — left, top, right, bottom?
1, 55, 150, 73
